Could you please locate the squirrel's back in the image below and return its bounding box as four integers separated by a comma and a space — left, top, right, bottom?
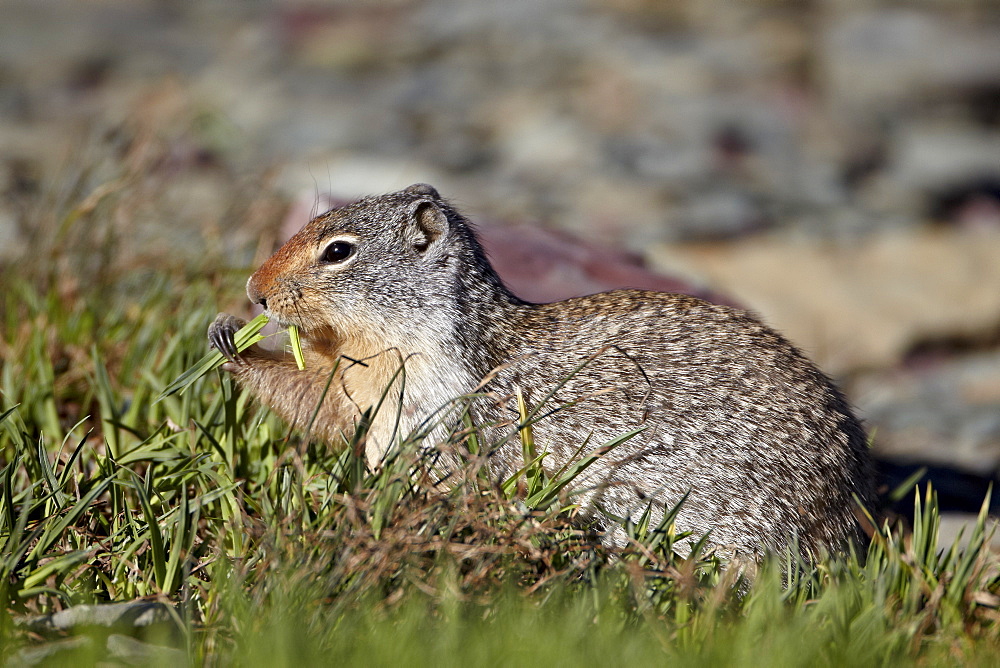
484, 290, 874, 557
211, 184, 877, 563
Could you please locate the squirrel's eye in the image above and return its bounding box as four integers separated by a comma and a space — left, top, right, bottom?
320, 241, 355, 264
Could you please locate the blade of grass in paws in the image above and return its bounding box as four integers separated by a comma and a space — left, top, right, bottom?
289, 324, 306, 370
156, 314, 270, 401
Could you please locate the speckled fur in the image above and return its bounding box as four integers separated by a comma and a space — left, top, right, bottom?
211, 184, 876, 562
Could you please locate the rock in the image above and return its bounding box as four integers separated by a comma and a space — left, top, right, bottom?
477, 223, 736, 306
668, 188, 768, 240
106, 633, 188, 666
276, 155, 449, 210
938, 515, 1000, 554
5, 636, 94, 667
12, 601, 186, 667
853, 350, 1000, 474
648, 227, 1000, 374
22, 600, 180, 636
889, 124, 1000, 194
822, 8, 1000, 115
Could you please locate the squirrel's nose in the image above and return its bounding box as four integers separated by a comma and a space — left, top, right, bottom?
246, 276, 267, 309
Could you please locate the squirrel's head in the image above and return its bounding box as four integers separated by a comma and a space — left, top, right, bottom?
247, 184, 504, 347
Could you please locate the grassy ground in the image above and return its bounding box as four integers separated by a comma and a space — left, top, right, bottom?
2, 127, 1000, 666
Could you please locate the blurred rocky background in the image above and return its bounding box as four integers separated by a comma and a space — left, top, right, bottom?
2, 0, 999, 522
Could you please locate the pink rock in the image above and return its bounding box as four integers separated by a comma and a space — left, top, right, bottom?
476, 223, 736, 306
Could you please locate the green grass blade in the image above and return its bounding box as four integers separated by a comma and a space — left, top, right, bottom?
26, 477, 112, 562
55, 422, 93, 490
289, 324, 306, 370
164, 482, 193, 595
23, 550, 91, 590
524, 427, 644, 509
34, 437, 62, 508
126, 467, 168, 591
888, 466, 927, 504
944, 485, 992, 607
500, 453, 548, 498
0, 404, 20, 428
92, 346, 122, 458
156, 313, 270, 401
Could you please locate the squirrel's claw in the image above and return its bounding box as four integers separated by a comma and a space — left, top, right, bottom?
208, 313, 246, 365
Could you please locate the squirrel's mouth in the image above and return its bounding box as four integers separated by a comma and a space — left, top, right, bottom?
262, 311, 293, 329
260, 308, 305, 333
258, 304, 335, 344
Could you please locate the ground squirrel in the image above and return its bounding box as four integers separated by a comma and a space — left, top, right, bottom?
209, 184, 876, 561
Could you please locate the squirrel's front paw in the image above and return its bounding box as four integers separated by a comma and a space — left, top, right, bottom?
208, 313, 247, 366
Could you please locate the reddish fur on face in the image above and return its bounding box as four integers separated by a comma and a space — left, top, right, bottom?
247, 219, 326, 306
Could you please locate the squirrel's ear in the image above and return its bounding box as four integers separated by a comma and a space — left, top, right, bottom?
403, 183, 440, 199
407, 200, 448, 253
